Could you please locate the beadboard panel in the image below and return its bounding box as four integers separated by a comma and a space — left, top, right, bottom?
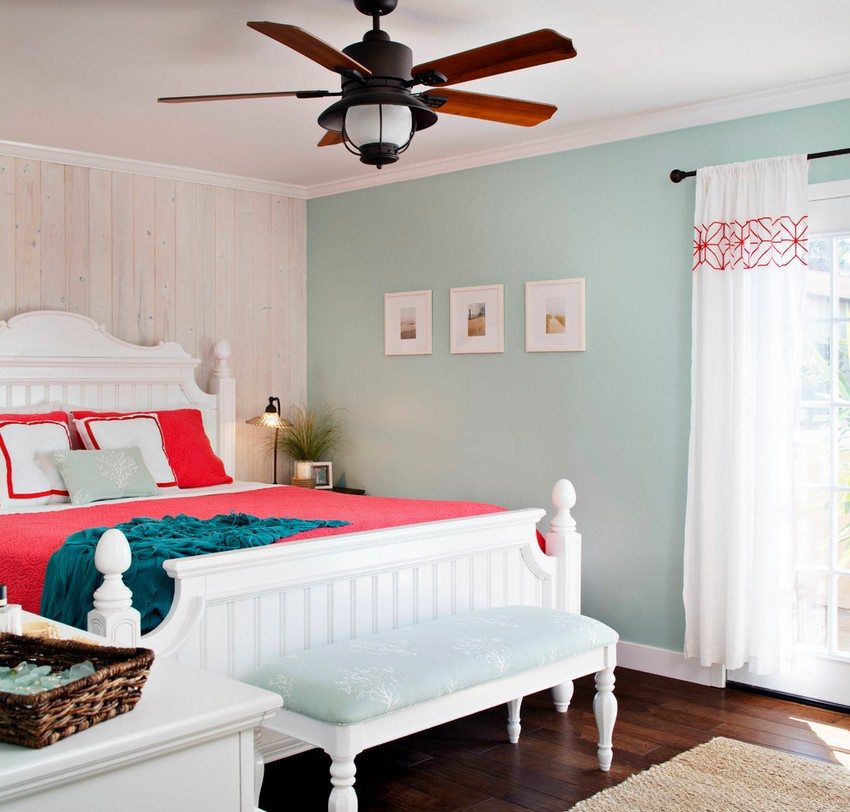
0, 155, 306, 482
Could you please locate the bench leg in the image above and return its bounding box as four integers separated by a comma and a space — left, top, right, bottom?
593, 667, 617, 772
327, 753, 358, 812
506, 697, 522, 743
551, 680, 573, 712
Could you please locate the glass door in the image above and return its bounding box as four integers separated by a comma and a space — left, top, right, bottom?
728, 181, 850, 707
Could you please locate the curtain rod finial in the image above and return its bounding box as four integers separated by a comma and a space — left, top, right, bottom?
670, 169, 688, 183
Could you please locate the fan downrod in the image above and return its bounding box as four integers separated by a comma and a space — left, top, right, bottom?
353, 0, 398, 17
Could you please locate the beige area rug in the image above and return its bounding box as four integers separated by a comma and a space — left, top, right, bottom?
570, 737, 850, 811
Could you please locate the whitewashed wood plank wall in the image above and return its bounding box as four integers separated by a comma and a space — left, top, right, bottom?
0, 155, 306, 482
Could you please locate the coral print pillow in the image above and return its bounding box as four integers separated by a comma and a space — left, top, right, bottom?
74, 414, 177, 488
52, 447, 159, 506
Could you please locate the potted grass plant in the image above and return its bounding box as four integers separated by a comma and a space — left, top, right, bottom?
272, 404, 348, 485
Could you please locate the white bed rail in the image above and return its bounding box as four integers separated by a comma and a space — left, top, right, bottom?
89, 479, 582, 676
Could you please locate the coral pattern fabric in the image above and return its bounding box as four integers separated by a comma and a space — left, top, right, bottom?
73, 409, 232, 488
693, 215, 808, 270
0, 486, 508, 614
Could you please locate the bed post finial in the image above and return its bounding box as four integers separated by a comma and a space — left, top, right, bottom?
546, 478, 581, 614
213, 338, 233, 379
87, 528, 141, 646
551, 479, 577, 533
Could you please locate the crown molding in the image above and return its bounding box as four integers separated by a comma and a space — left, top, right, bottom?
0, 139, 309, 199
306, 71, 850, 198
3, 71, 849, 201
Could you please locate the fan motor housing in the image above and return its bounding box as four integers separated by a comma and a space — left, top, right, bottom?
343, 31, 412, 81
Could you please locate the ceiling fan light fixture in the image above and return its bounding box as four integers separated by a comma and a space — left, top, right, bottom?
159, 2, 575, 170
344, 103, 413, 167
318, 89, 437, 169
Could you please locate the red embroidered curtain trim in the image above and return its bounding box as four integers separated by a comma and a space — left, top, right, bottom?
693, 215, 808, 271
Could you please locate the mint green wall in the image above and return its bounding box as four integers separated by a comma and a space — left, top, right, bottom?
307, 99, 850, 651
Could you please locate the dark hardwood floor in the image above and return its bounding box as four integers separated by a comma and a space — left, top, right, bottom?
259, 667, 850, 811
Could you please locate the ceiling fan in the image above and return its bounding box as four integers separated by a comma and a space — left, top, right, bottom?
158, 0, 577, 169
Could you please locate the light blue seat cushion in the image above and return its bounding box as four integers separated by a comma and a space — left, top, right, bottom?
245, 606, 617, 725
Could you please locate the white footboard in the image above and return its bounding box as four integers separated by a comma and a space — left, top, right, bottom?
90, 480, 582, 681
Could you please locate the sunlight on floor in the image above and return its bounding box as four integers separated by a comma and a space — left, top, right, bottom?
795, 717, 850, 768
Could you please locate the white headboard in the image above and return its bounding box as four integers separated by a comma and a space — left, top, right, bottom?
0, 311, 236, 475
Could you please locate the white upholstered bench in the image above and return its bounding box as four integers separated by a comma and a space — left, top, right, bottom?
247, 605, 618, 812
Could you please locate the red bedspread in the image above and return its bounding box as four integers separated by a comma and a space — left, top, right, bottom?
0, 486, 507, 614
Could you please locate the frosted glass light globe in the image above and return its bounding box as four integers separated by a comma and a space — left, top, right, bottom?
345, 104, 412, 148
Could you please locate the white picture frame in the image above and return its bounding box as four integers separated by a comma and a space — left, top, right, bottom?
312, 461, 333, 489
525, 278, 586, 352
384, 290, 432, 356
450, 284, 504, 354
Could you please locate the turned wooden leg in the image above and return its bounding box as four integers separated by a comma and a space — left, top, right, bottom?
506, 697, 522, 744
328, 754, 358, 812
593, 667, 617, 771
551, 680, 574, 713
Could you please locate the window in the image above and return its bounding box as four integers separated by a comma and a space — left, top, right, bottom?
798, 229, 850, 658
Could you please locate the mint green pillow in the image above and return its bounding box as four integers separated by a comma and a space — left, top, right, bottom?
52, 447, 159, 506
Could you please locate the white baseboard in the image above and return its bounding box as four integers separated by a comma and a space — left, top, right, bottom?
617, 641, 726, 688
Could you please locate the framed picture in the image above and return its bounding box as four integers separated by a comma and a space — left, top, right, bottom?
450, 284, 504, 354
384, 290, 432, 355
525, 278, 586, 352
312, 461, 333, 489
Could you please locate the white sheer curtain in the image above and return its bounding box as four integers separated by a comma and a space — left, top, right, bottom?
683, 155, 809, 674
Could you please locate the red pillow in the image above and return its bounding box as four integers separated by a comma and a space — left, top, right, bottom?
72, 409, 232, 489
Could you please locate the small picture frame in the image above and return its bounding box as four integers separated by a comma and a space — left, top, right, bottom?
385, 290, 432, 355
312, 461, 333, 489
450, 284, 504, 354
525, 278, 586, 352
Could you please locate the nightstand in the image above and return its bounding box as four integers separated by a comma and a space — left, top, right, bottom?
331, 486, 366, 495
0, 613, 282, 812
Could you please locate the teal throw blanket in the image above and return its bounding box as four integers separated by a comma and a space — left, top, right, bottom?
41, 513, 349, 634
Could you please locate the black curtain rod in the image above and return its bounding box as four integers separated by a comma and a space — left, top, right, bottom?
669, 147, 850, 183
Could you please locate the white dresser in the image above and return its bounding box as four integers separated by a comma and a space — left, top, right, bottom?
0, 615, 282, 812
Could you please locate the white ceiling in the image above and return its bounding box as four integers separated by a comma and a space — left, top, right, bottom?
2, 0, 849, 193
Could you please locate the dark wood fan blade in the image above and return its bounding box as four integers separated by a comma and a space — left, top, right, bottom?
158, 90, 328, 104
247, 22, 372, 77
412, 29, 576, 86
317, 131, 344, 147
422, 89, 556, 127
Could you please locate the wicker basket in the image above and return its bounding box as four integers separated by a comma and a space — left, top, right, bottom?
290, 476, 316, 488
0, 632, 154, 748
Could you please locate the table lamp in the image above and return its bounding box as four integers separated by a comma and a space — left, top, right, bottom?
246, 396, 290, 484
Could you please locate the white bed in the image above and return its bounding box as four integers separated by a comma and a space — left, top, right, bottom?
0, 310, 583, 763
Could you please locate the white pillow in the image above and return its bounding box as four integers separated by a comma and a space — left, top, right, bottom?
0, 401, 64, 414
0, 420, 71, 507
75, 414, 177, 488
